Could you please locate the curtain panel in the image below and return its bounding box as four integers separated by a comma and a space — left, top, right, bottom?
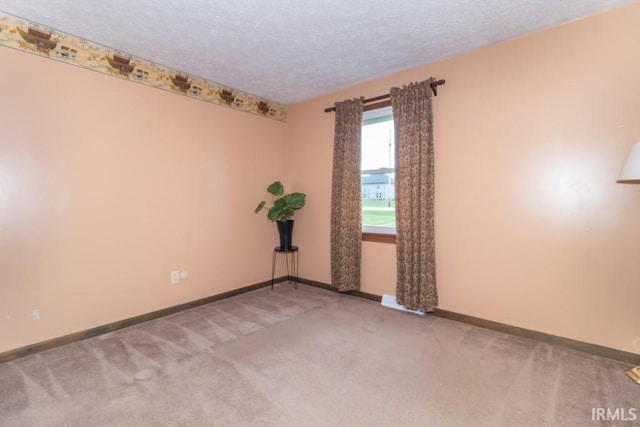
330, 98, 364, 292
390, 79, 438, 312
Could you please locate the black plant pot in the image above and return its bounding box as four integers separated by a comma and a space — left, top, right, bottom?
276, 220, 294, 250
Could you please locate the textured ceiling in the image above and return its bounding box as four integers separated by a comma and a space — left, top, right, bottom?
0, 0, 636, 105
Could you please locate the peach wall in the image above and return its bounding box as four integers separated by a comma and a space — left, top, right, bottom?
288, 3, 640, 353
0, 46, 289, 352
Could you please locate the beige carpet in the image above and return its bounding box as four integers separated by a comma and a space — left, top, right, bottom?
0, 284, 637, 426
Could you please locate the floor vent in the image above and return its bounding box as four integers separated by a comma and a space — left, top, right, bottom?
381, 294, 424, 315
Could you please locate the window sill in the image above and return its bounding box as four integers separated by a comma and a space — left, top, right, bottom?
362, 232, 396, 244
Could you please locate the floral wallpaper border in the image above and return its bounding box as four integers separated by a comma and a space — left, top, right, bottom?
0, 11, 287, 122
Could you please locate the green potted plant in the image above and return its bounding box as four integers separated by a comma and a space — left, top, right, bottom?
255, 181, 306, 250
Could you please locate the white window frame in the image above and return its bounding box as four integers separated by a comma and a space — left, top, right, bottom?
362, 106, 396, 235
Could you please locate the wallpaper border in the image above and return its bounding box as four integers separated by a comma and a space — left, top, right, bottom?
0, 11, 287, 122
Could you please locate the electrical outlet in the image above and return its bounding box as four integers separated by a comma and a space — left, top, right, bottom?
32, 309, 40, 320
170, 271, 180, 285
180, 271, 188, 280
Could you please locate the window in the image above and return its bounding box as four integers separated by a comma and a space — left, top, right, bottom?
361, 105, 395, 235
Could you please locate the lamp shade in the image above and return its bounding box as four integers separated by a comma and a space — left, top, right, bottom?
618, 142, 640, 183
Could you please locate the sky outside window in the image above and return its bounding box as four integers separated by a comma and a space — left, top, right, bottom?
362, 119, 394, 170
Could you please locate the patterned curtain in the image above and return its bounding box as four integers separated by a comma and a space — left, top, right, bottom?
331, 98, 364, 292
390, 79, 438, 312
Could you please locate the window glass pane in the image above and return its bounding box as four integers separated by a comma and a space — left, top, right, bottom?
361, 115, 395, 232
362, 119, 394, 170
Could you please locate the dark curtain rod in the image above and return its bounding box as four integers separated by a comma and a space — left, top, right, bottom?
323, 79, 445, 113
